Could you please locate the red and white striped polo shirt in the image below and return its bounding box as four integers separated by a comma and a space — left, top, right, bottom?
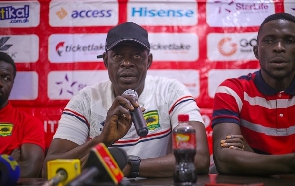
212, 70, 295, 155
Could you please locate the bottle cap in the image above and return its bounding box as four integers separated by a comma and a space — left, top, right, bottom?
178, 114, 189, 122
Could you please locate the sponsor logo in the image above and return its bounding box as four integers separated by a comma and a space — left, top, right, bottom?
217, 37, 237, 56
149, 33, 198, 61
49, 2, 118, 27
0, 5, 30, 23
55, 42, 64, 56
48, 71, 108, 100
55, 74, 85, 96
0, 35, 38, 63
151, 43, 191, 51
207, 0, 274, 27
54, 41, 104, 57
236, 2, 269, 12
131, 7, 194, 17
215, 0, 234, 13
240, 38, 257, 52
207, 33, 257, 61
217, 37, 257, 55
71, 9, 112, 18
0, 37, 12, 51
54, 7, 112, 20
0, 37, 17, 59
56, 7, 68, 19
127, 2, 197, 26
214, 0, 269, 14
0, 123, 13, 137
143, 110, 160, 131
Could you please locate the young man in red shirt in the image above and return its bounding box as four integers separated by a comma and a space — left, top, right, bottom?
0, 52, 45, 177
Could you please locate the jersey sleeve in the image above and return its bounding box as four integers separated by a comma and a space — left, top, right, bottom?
22, 116, 45, 151
53, 89, 91, 145
212, 78, 244, 128
167, 79, 204, 129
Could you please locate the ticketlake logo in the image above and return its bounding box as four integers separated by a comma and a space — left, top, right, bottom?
0, 5, 30, 23
55, 41, 104, 57
55, 41, 65, 56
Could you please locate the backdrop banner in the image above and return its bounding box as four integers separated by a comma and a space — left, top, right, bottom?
1, 0, 293, 158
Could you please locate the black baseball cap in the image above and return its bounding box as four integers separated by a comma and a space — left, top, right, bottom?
97, 22, 150, 58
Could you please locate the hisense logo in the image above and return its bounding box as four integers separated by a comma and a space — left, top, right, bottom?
131, 7, 194, 17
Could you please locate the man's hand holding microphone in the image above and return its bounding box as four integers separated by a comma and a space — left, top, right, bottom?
94, 89, 148, 147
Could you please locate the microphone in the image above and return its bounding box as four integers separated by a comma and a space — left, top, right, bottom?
122, 89, 148, 137
43, 159, 81, 186
66, 143, 127, 186
0, 154, 20, 186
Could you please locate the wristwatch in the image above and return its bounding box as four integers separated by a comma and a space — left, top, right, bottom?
127, 155, 141, 178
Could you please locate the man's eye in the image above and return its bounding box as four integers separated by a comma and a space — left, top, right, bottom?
264, 38, 274, 43
134, 54, 141, 59
3, 76, 10, 82
286, 38, 295, 44
113, 54, 121, 58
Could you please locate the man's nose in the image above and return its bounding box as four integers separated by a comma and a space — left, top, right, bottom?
121, 58, 134, 67
273, 41, 286, 53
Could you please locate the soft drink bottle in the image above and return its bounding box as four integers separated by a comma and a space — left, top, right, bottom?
172, 114, 197, 185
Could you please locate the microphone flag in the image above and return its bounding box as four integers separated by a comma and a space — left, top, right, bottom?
91, 143, 124, 184
47, 159, 81, 186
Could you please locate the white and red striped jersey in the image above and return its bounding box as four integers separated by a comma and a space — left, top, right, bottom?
54, 75, 203, 158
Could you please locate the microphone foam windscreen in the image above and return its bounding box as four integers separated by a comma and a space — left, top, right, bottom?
0, 154, 20, 186
108, 147, 127, 170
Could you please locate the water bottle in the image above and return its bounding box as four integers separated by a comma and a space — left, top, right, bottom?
172, 114, 197, 185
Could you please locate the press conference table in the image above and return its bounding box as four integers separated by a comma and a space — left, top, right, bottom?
17, 174, 295, 186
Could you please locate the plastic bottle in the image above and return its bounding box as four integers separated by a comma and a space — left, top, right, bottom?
172, 114, 197, 185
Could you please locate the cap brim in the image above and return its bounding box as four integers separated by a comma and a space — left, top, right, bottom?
106, 39, 149, 51
97, 54, 103, 58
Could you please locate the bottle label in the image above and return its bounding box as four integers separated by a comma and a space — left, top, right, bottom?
173, 133, 196, 149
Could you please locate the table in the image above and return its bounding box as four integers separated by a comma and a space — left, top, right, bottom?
17, 174, 295, 186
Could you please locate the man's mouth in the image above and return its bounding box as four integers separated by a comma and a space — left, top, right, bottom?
270, 57, 287, 64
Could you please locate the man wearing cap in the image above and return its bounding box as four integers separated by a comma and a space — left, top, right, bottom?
43, 22, 209, 178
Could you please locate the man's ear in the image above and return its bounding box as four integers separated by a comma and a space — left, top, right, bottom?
253, 45, 259, 60
102, 52, 108, 68
147, 53, 153, 69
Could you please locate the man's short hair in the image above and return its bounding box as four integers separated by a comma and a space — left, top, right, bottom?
0, 52, 16, 79
258, 12, 295, 38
